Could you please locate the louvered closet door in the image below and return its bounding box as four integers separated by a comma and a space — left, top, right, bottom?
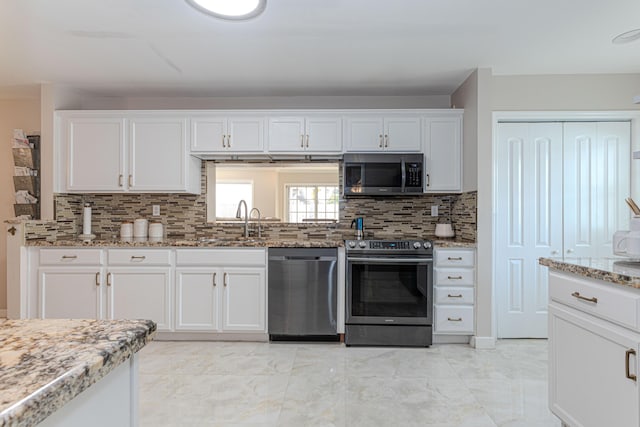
496, 123, 563, 338
563, 122, 630, 258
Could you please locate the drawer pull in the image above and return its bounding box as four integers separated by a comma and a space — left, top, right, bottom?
448, 257, 462, 261
447, 294, 463, 298
626, 349, 637, 381
447, 317, 463, 322
571, 291, 598, 304
130, 256, 147, 261
447, 275, 463, 280
61, 255, 78, 260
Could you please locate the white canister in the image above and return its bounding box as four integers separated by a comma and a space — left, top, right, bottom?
435, 223, 455, 238
133, 218, 148, 238
120, 221, 133, 239
149, 221, 164, 239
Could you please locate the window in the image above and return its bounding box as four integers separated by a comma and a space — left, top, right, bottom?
216, 181, 253, 218
287, 185, 339, 223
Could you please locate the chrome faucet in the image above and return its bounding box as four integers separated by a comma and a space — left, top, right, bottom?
235, 200, 249, 238
249, 207, 262, 238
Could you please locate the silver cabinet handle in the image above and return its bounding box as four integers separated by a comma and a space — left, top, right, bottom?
447, 294, 463, 298
227, 134, 231, 147
626, 349, 637, 382
61, 255, 78, 260
448, 257, 463, 261
379, 134, 383, 148
130, 255, 146, 261
447, 275, 463, 280
447, 317, 463, 322
551, 250, 559, 255
571, 292, 597, 304
566, 249, 574, 254
213, 272, 217, 287
384, 134, 389, 147
107, 272, 112, 287
306, 134, 309, 148
300, 134, 304, 148
95, 272, 100, 287
426, 173, 430, 187
222, 134, 226, 148
119, 174, 124, 187
128, 174, 133, 187
223, 272, 228, 287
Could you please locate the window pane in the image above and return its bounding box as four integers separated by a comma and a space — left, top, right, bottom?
286, 184, 339, 223
216, 182, 252, 218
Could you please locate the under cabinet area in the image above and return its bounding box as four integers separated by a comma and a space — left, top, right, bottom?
548, 271, 640, 427
433, 247, 476, 340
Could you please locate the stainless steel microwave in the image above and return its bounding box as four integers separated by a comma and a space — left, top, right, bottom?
343, 153, 424, 196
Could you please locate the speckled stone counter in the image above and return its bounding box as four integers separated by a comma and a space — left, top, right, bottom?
539, 257, 640, 289
25, 237, 344, 248
433, 239, 476, 248
0, 319, 156, 427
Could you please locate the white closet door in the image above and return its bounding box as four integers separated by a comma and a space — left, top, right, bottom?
563, 122, 630, 258
496, 122, 563, 338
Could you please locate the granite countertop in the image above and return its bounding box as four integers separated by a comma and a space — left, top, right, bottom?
539, 257, 640, 289
26, 237, 345, 248
432, 239, 476, 248
0, 319, 156, 427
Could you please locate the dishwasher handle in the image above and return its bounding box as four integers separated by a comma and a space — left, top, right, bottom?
269, 256, 337, 262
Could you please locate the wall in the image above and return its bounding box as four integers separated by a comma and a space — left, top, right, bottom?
215, 167, 280, 218
451, 70, 478, 193
0, 95, 41, 312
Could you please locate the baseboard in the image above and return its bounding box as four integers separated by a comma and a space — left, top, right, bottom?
155, 332, 269, 342
0, 309, 6, 319
470, 336, 496, 349
432, 334, 471, 344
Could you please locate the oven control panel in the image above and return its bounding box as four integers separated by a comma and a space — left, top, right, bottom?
346, 240, 433, 253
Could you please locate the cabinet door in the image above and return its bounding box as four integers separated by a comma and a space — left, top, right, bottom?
267, 117, 305, 152
424, 117, 462, 192
39, 267, 102, 319
344, 117, 384, 151
129, 117, 189, 191
305, 117, 342, 152
227, 117, 265, 152
384, 117, 421, 152
175, 269, 219, 331
221, 268, 265, 332
106, 268, 172, 331
65, 116, 126, 192
191, 116, 227, 152
550, 304, 640, 427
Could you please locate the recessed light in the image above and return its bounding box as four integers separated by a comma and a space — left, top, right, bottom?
185, 0, 266, 21
612, 28, 640, 44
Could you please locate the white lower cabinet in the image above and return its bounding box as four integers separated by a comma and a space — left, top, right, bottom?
175, 249, 267, 334
433, 248, 475, 337
39, 267, 103, 319
549, 271, 640, 427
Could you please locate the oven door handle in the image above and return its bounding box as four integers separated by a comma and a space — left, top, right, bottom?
347, 257, 432, 263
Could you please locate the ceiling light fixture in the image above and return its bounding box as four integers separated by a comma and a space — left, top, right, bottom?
612, 28, 640, 44
185, 0, 266, 21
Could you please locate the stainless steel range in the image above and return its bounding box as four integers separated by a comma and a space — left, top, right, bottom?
345, 239, 433, 347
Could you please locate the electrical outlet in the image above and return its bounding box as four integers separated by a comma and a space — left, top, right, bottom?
152, 205, 160, 216
431, 205, 438, 217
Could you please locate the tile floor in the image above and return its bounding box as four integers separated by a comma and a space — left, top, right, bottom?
139, 339, 561, 427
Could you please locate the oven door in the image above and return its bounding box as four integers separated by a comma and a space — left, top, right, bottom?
346, 256, 433, 325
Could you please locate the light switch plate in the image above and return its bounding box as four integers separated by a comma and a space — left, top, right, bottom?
152, 205, 160, 216
431, 205, 438, 217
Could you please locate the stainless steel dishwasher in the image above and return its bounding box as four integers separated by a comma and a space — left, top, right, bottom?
268, 248, 338, 340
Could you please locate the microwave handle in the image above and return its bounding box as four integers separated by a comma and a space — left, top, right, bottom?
401, 160, 406, 190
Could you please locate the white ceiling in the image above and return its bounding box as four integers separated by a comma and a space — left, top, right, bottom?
1, 0, 640, 98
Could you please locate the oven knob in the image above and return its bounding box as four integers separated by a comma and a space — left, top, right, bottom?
358, 241, 367, 248
413, 241, 422, 249
348, 241, 356, 248
423, 241, 432, 249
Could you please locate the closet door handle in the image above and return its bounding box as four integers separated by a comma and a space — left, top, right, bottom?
626, 349, 637, 381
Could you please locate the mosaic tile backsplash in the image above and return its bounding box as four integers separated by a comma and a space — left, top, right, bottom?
24, 164, 476, 242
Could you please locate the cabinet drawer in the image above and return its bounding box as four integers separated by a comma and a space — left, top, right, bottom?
434, 306, 474, 334
176, 249, 266, 266
435, 268, 474, 286
107, 249, 172, 266
549, 271, 640, 330
39, 249, 103, 265
435, 287, 474, 305
435, 249, 474, 267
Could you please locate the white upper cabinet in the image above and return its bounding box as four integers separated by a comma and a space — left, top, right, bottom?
423, 115, 463, 193
56, 112, 201, 194
191, 115, 264, 153
268, 115, 342, 153
345, 115, 421, 152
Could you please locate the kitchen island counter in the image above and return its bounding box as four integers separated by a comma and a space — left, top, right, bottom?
539, 257, 640, 289
0, 318, 156, 427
